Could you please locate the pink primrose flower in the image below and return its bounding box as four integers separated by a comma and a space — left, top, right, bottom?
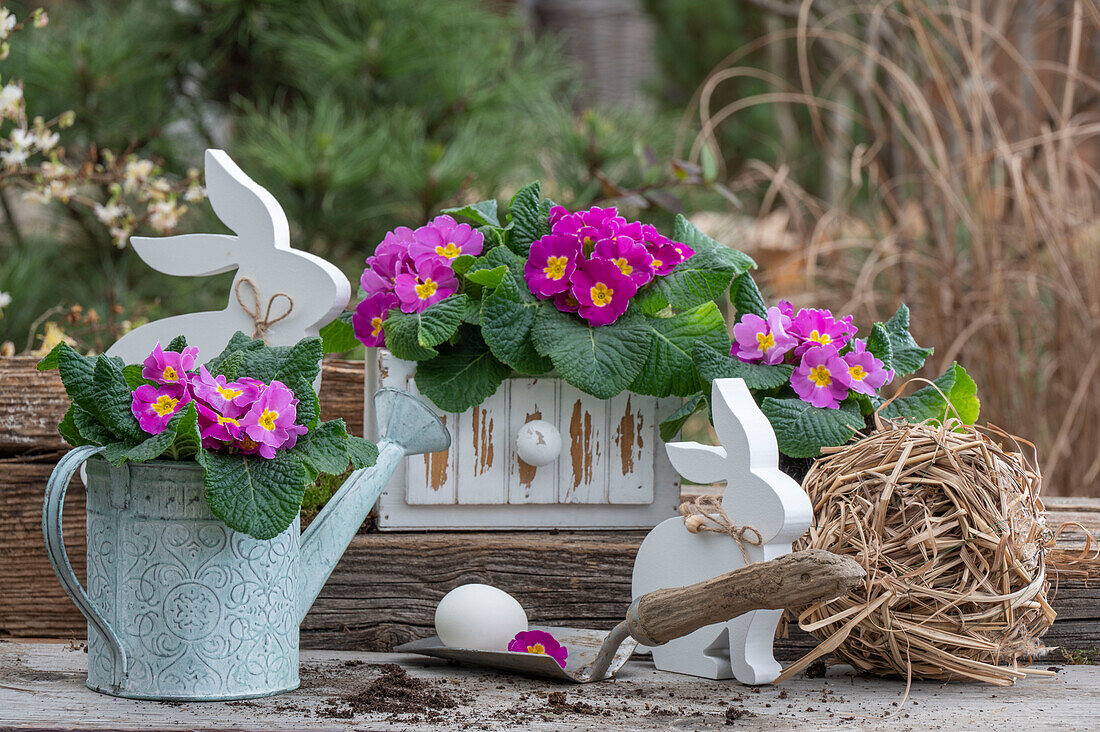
732, 306, 798, 365
190, 365, 250, 418
239, 380, 307, 459
508, 630, 568, 668
194, 401, 244, 448
409, 214, 484, 264
788, 308, 857, 357
131, 382, 191, 435
842, 339, 893, 395
360, 227, 416, 295
791, 345, 852, 409
593, 235, 655, 288
524, 234, 582, 299
352, 291, 400, 348
393, 258, 458, 313
569, 258, 637, 327
142, 342, 198, 386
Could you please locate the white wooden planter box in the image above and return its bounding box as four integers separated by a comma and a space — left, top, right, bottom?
364, 349, 681, 530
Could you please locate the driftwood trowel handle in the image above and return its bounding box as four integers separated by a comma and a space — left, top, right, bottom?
625, 549, 864, 646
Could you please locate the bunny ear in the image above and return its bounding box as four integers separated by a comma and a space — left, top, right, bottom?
130, 234, 240, 277
709, 378, 780, 470
204, 149, 290, 250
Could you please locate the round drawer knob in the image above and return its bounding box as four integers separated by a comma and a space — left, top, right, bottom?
515, 420, 561, 467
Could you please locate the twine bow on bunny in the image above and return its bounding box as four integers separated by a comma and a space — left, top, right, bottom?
234, 277, 294, 343
679, 495, 762, 564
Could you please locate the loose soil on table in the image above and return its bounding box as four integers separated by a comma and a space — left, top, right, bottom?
321, 663, 471, 723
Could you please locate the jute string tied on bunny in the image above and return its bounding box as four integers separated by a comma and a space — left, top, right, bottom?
679, 494, 762, 563
234, 277, 293, 343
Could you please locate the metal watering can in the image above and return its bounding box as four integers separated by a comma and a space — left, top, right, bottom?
42, 388, 449, 701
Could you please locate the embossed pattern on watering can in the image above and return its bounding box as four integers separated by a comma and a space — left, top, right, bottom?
85, 459, 299, 699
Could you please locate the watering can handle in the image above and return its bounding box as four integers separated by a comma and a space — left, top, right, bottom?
624, 549, 864, 647
42, 446, 128, 690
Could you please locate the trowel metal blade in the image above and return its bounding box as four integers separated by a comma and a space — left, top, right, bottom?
395, 625, 637, 683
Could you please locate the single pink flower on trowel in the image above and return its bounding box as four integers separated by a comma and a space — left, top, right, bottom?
508, 630, 568, 668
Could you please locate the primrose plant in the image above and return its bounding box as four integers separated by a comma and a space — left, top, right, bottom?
663, 272, 982, 460
40, 333, 378, 539
322, 181, 754, 413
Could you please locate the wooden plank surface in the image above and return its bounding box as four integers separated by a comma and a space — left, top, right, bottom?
2, 641, 1098, 731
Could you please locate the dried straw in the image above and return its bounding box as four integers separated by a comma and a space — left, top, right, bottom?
779, 416, 1057, 686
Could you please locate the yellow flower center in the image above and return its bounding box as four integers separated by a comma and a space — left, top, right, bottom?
809, 364, 833, 387
415, 278, 438, 300
651, 258, 663, 270
216, 384, 242, 400
543, 256, 568, 281
809, 329, 832, 345
217, 414, 239, 426
614, 257, 633, 276
153, 395, 179, 417
756, 332, 776, 351
527, 644, 547, 655
239, 436, 260, 450
258, 409, 279, 431
435, 242, 461, 259
371, 316, 383, 337
590, 282, 614, 307
849, 364, 867, 381
162, 366, 179, 382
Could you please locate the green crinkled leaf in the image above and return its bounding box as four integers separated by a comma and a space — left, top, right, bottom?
167, 401, 203, 460
211, 350, 245, 380
347, 436, 379, 470
414, 338, 511, 413
884, 305, 933, 376
442, 199, 500, 227
37, 341, 65, 371
287, 376, 320, 430
631, 302, 729, 397
693, 341, 794, 390
530, 307, 651, 399
865, 322, 894, 372
382, 295, 467, 361
58, 406, 93, 447
451, 254, 477, 275
644, 215, 756, 310
479, 272, 553, 375
239, 337, 323, 386
659, 393, 707, 442
199, 449, 310, 540
470, 244, 526, 274
205, 331, 265, 375
761, 397, 864, 458
465, 265, 508, 289
294, 419, 351, 476
165, 335, 188, 353
506, 181, 550, 254
320, 311, 359, 354
92, 356, 144, 441
462, 296, 483, 326
55, 344, 98, 413
878, 362, 980, 425
730, 273, 767, 319
103, 402, 200, 466
72, 405, 114, 445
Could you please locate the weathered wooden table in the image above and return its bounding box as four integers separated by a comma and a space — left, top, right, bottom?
1, 640, 1096, 731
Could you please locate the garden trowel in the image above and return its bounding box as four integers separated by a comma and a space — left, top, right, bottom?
397, 549, 863, 683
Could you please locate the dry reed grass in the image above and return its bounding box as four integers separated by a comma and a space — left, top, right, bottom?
679, 0, 1100, 496
784, 414, 1056, 685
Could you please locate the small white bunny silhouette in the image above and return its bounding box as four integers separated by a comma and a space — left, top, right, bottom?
106, 149, 351, 364
631, 378, 812, 683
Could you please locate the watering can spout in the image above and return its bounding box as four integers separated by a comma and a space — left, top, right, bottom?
295, 388, 450, 624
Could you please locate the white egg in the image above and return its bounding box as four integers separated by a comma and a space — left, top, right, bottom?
434, 584, 528, 651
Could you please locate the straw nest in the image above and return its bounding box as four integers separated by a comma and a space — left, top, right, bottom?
788, 417, 1056, 686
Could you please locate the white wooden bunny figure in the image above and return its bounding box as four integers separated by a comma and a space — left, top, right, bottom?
106, 149, 350, 364
631, 378, 812, 683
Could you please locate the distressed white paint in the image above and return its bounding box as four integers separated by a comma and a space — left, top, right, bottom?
631, 378, 812, 684
105, 149, 350, 366
367, 351, 681, 529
